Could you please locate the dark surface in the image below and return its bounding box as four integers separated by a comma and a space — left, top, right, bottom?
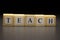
2, 27, 56, 40
0, 13, 60, 40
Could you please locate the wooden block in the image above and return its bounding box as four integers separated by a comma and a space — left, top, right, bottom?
14, 14, 25, 27
3, 14, 14, 27
25, 15, 35, 27
45, 15, 56, 27
35, 15, 45, 27
3, 14, 56, 27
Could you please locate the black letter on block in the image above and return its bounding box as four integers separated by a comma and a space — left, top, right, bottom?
38, 18, 43, 24
7, 18, 10, 23
17, 18, 21, 23
48, 18, 53, 24
28, 18, 32, 23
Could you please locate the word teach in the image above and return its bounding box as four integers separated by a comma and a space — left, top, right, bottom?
3, 14, 56, 27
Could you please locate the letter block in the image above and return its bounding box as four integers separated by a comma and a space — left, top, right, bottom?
14, 14, 25, 27
35, 15, 45, 27
3, 14, 14, 26
25, 15, 35, 27
45, 15, 56, 27
3, 13, 56, 27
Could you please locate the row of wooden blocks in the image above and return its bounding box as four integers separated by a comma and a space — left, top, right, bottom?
3, 14, 56, 27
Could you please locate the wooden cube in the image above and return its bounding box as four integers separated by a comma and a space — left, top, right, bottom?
3, 14, 56, 27
14, 14, 25, 27
25, 15, 35, 27
3, 14, 14, 27
45, 15, 56, 27
35, 15, 45, 27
